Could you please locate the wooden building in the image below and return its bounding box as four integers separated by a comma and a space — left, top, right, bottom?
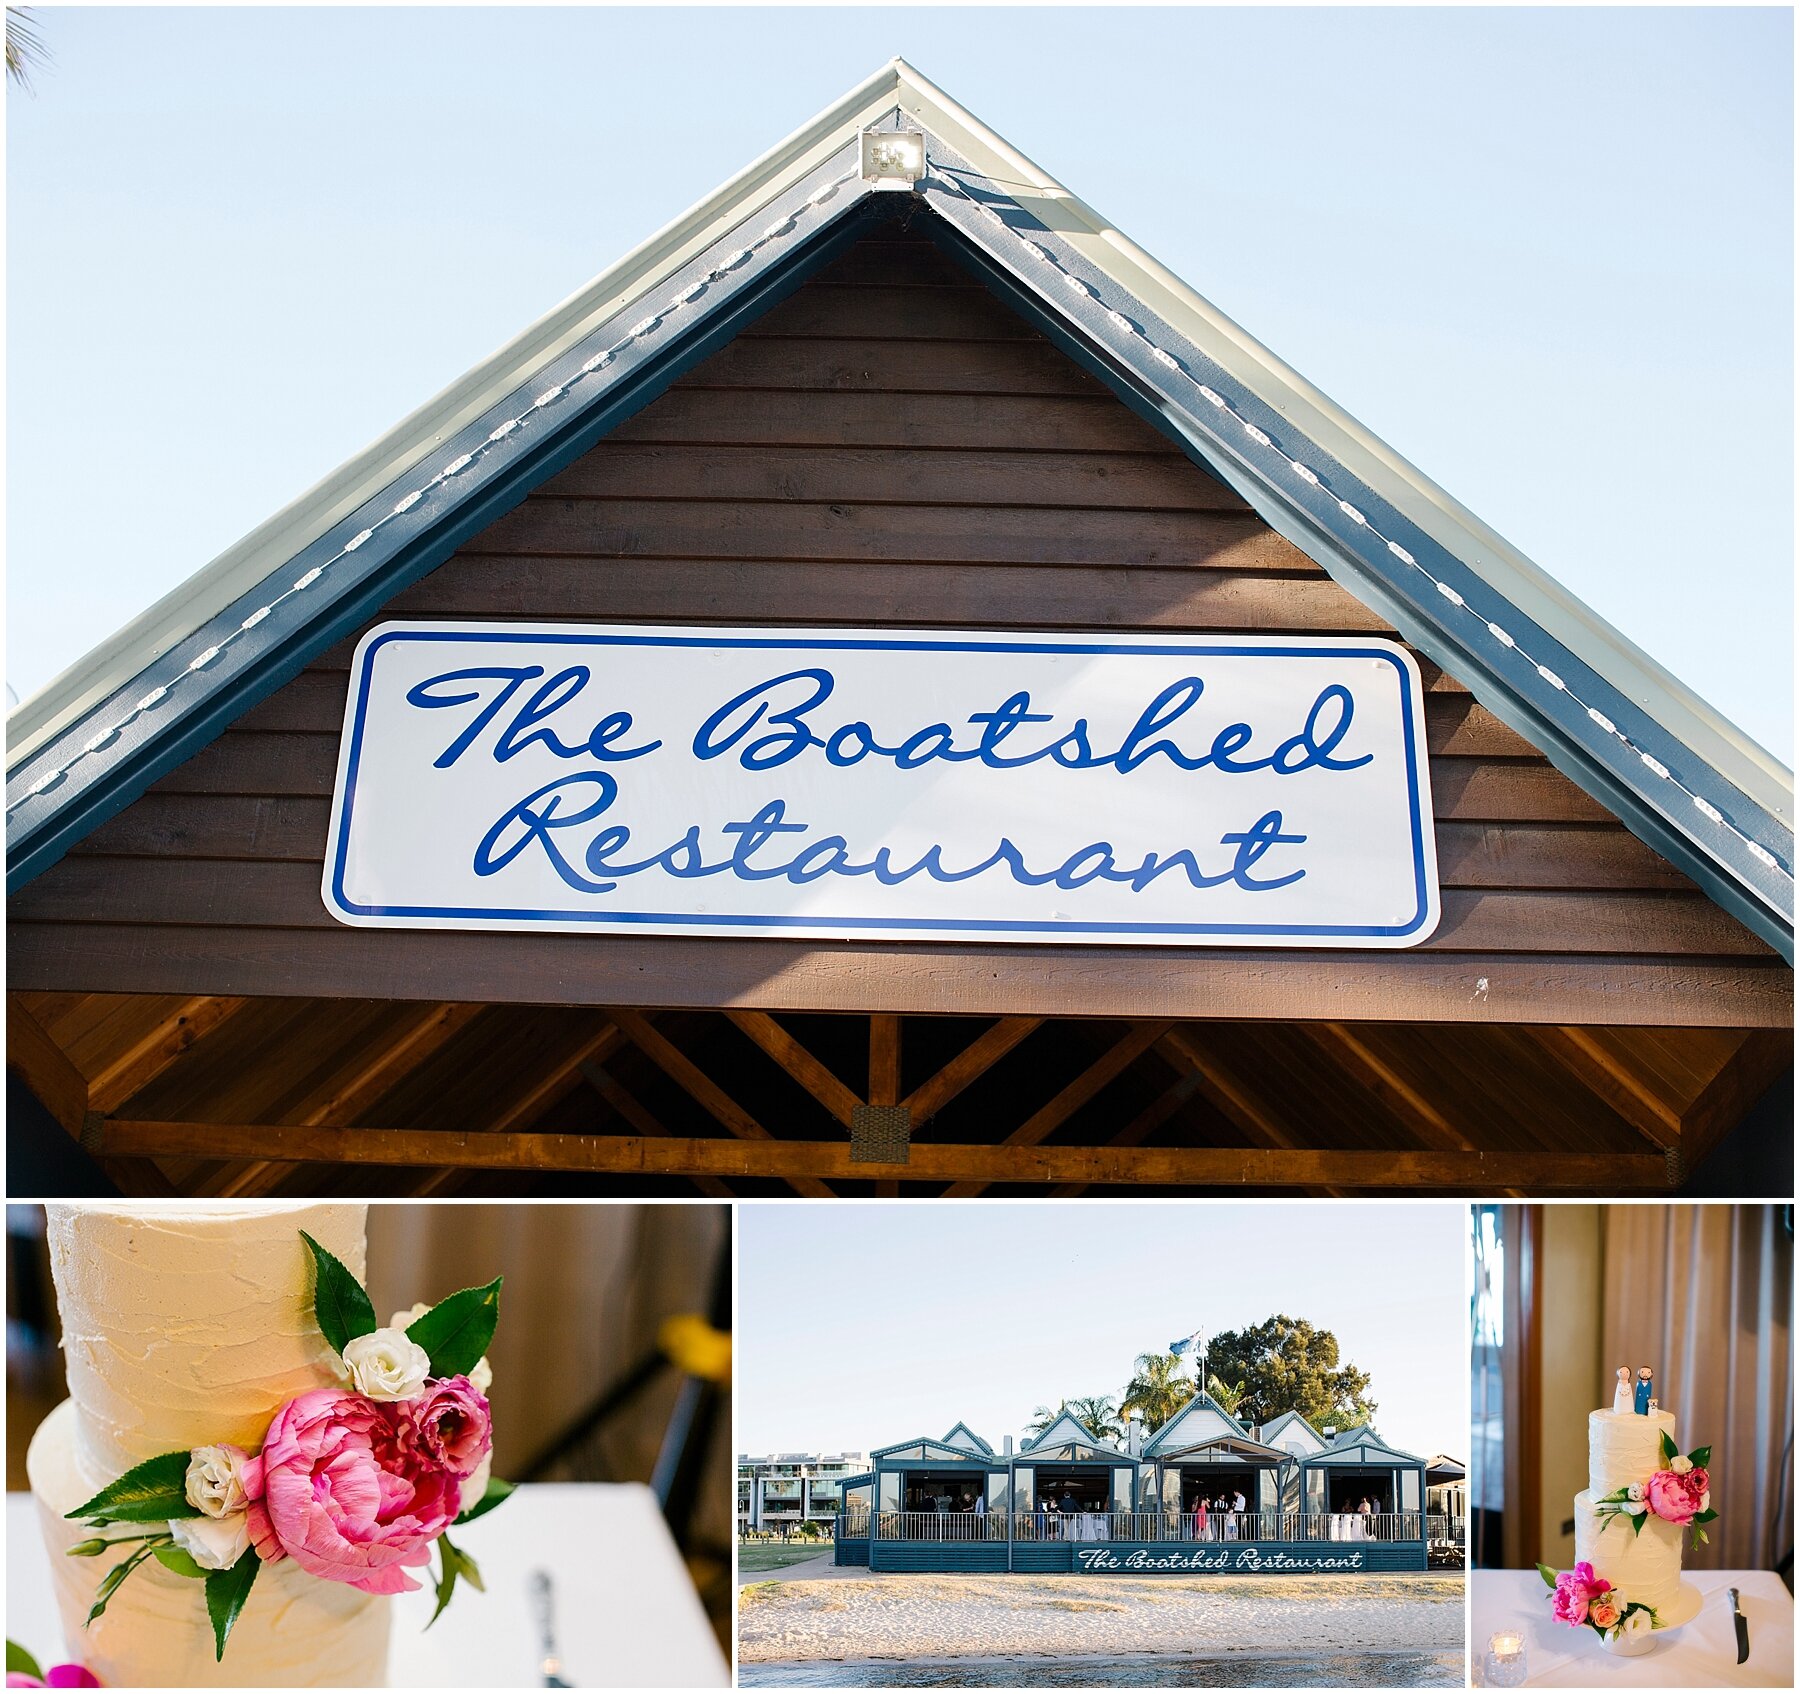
832, 1407, 1431, 1575
6, 63, 1792, 1199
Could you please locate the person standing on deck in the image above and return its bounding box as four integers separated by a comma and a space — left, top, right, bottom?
1234, 1487, 1248, 1539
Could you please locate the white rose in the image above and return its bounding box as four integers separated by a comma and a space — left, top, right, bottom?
170, 1512, 251, 1571
393, 1303, 490, 1395
1623, 1499, 1646, 1515
460, 1453, 493, 1517
1623, 1607, 1654, 1637
342, 1328, 432, 1401
1699, 1489, 1710, 1513
1671, 1455, 1693, 1475
1626, 1482, 1645, 1501
185, 1445, 251, 1518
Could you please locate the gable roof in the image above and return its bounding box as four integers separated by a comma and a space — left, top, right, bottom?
1019, 1408, 1130, 1459
1311, 1424, 1424, 1467
869, 1434, 995, 1465
7, 59, 1792, 958
1140, 1390, 1251, 1455
1256, 1410, 1330, 1451
940, 1422, 993, 1455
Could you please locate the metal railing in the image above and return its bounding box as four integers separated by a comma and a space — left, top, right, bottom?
840, 1510, 1428, 1544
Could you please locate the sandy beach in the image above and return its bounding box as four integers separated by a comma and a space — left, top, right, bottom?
737, 1570, 1466, 1665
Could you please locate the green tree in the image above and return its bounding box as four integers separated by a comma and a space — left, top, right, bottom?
1025, 1399, 1069, 1437
1205, 1315, 1376, 1431
1066, 1394, 1125, 1440
1121, 1351, 1196, 1432
1206, 1373, 1249, 1417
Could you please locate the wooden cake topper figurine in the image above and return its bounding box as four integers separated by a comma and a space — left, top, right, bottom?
1612, 1366, 1634, 1413
1635, 1366, 1655, 1414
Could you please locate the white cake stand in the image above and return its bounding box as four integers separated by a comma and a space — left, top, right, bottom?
1600, 1581, 1704, 1656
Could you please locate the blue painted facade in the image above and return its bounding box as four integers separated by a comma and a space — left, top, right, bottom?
832, 1407, 1430, 1575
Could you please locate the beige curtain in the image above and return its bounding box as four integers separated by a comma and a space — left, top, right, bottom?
1600, 1205, 1792, 1572
365, 1202, 730, 1544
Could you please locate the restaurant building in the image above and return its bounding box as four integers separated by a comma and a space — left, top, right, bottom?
6, 61, 1791, 1200
831, 1405, 1435, 1574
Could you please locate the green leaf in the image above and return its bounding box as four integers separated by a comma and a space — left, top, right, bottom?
6, 1641, 44, 1681
154, 1544, 210, 1580
1536, 1561, 1559, 1589
454, 1476, 514, 1526
1693, 1507, 1718, 1523
87, 1543, 159, 1625
426, 1532, 486, 1629
69, 1450, 201, 1525
301, 1231, 377, 1358
1629, 1509, 1648, 1537
205, 1548, 260, 1663
405, 1277, 502, 1379
1688, 1445, 1712, 1470
1658, 1430, 1677, 1464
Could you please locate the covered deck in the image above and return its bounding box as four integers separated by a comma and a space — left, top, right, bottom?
832, 1411, 1430, 1574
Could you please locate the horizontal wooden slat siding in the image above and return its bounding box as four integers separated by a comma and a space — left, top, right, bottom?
609, 391, 1176, 451
535, 444, 1250, 510
669, 336, 1112, 394
68, 798, 1698, 894
10, 226, 1783, 1024
8, 924, 1788, 1025
14, 860, 1772, 957
473, 498, 1300, 569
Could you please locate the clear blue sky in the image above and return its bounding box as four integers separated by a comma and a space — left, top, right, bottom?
736, 1202, 1467, 1462
7, 8, 1792, 761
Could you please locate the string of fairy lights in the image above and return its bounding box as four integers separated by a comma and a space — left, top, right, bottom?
7, 164, 864, 820
924, 158, 1788, 884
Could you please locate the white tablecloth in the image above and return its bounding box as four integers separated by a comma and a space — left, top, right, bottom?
7, 1483, 727, 1688
1472, 1569, 1793, 1686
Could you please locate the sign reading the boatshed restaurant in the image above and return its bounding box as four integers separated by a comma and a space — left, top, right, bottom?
323, 623, 1439, 946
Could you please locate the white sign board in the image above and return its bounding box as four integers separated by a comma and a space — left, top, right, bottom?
323, 624, 1439, 947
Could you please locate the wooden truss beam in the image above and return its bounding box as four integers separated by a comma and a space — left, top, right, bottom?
93, 1119, 1675, 1190
87, 996, 248, 1115
611, 1010, 833, 1198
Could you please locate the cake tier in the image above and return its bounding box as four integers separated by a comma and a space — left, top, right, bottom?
1588, 1406, 1677, 1498
46, 1202, 366, 1488
1573, 1486, 1684, 1617
30, 1398, 392, 1687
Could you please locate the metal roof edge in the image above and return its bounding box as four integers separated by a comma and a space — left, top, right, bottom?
7, 60, 913, 773
888, 59, 1792, 829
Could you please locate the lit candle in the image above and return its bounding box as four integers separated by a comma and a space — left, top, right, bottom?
1485, 1630, 1528, 1687
1490, 1633, 1523, 1661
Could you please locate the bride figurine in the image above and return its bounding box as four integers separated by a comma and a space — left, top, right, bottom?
1611, 1367, 1634, 1413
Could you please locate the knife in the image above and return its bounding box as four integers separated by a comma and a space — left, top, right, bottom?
530, 1568, 573, 1686
1729, 1586, 1749, 1665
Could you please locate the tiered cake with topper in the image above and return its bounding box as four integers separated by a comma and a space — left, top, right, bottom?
1539, 1365, 1716, 1656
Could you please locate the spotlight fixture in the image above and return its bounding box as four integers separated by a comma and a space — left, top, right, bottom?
860, 128, 925, 190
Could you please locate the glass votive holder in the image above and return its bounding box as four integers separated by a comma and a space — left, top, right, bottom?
1484, 1630, 1528, 1687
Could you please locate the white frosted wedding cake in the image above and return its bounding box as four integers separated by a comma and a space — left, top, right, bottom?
1540, 1370, 1715, 1653
1574, 1408, 1703, 1629
27, 1204, 394, 1687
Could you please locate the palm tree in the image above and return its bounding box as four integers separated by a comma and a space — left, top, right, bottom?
1207, 1373, 1249, 1417
1025, 1400, 1068, 1437
1121, 1351, 1195, 1432
1066, 1394, 1125, 1441
6, 9, 49, 90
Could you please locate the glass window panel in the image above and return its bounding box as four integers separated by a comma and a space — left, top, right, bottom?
1014, 1467, 1034, 1510
1401, 1470, 1420, 1511
878, 1473, 900, 1511
1113, 1468, 1132, 1511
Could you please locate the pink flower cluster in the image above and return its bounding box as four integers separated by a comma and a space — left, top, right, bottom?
1645, 1465, 1710, 1526
1552, 1561, 1613, 1628
235, 1377, 492, 1595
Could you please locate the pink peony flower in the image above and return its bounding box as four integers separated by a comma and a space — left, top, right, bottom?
7, 1669, 101, 1688
403, 1376, 493, 1480
1552, 1562, 1609, 1626
1646, 1466, 1709, 1526
247, 1388, 460, 1595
